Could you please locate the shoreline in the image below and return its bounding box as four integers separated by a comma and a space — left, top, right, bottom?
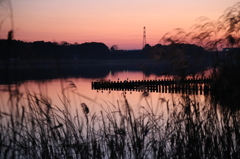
0, 59, 155, 69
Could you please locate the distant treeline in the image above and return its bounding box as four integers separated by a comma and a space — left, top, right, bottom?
0, 40, 150, 60
0, 39, 215, 82
143, 43, 208, 59
0, 39, 212, 61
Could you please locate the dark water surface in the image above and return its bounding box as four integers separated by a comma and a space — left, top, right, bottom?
0, 67, 212, 118
1, 62, 240, 158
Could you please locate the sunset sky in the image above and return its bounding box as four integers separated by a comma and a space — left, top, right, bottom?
0, 0, 239, 49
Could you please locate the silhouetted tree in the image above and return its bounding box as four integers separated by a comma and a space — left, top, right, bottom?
110, 45, 118, 52
60, 41, 69, 46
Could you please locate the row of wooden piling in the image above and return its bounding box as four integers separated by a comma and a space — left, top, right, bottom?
92, 78, 212, 95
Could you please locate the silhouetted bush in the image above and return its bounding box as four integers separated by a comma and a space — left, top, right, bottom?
155, 2, 240, 110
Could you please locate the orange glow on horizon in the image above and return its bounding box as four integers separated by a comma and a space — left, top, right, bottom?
0, 0, 239, 49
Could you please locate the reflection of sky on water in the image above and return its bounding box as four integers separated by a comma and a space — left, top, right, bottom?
105, 70, 175, 81
0, 71, 212, 121
104, 69, 212, 82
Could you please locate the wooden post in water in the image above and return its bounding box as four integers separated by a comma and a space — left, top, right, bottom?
91, 78, 212, 95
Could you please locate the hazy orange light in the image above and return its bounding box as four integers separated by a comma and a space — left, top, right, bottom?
0, 0, 239, 49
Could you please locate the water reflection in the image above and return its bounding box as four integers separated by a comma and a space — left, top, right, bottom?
1, 71, 212, 117
1, 71, 240, 158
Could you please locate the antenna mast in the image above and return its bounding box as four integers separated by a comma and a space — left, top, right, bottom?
143, 26, 146, 48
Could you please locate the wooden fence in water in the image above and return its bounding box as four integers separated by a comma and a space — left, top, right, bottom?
92, 78, 212, 95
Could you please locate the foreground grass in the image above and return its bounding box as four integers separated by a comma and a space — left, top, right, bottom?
0, 84, 240, 159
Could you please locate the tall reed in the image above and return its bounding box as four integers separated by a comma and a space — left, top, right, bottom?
1, 82, 240, 158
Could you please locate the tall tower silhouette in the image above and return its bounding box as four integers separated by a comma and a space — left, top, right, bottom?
143, 26, 146, 48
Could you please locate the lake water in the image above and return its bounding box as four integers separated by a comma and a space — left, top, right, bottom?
2, 67, 240, 158
0, 69, 212, 119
